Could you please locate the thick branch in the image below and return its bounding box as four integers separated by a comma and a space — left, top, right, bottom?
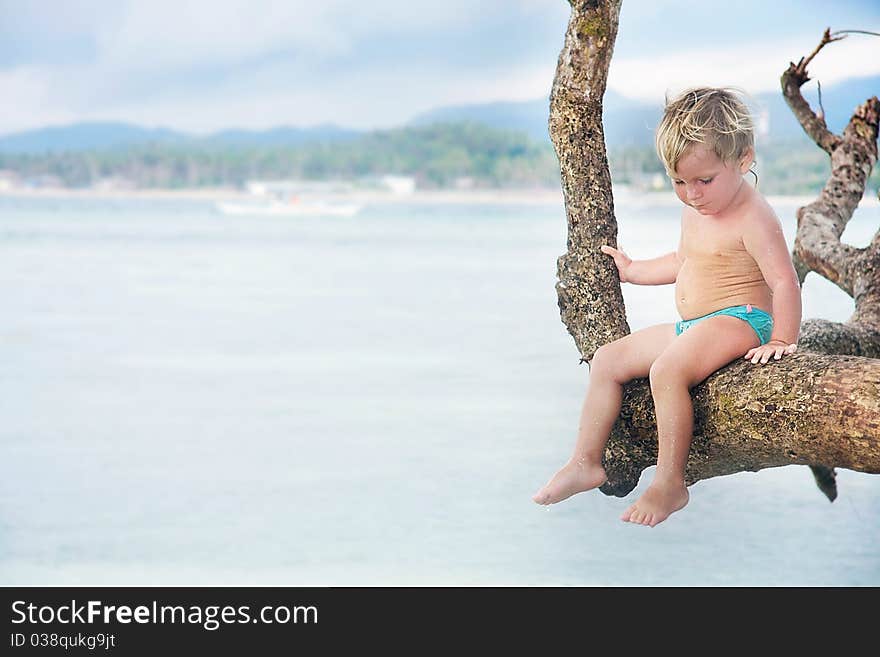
600, 352, 880, 496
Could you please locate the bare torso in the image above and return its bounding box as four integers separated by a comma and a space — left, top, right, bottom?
675, 199, 773, 320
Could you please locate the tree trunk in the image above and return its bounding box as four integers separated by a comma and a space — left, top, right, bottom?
551, 0, 629, 355
549, 7, 880, 498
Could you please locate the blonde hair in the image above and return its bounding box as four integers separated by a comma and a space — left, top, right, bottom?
655, 87, 755, 175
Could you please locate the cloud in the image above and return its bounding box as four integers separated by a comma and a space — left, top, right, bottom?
4, 1, 555, 70
74, 53, 557, 133
0, 1, 568, 134
0, 2, 876, 135
0, 67, 77, 130
607, 31, 880, 103
92, 3, 349, 72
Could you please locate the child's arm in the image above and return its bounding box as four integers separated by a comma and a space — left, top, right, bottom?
742, 209, 803, 361
600, 246, 682, 285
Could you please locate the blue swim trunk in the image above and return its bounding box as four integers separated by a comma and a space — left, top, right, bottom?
675, 304, 774, 345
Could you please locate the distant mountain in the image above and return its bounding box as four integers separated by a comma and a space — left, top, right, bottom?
0, 122, 185, 154
410, 98, 551, 142
0, 121, 361, 154
408, 75, 879, 148
2, 74, 874, 155
602, 89, 662, 147
202, 124, 361, 147
408, 90, 660, 147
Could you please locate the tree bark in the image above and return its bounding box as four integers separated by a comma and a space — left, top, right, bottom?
551, 0, 629, 356
781, 29, 880, 499
549, 9, 880, 499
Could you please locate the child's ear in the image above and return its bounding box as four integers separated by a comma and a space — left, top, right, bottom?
739, 148, 755, 174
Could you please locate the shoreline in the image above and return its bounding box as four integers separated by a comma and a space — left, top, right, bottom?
1, 185, 876, 208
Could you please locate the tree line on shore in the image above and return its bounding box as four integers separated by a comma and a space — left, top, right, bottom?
1, 121, 876, 195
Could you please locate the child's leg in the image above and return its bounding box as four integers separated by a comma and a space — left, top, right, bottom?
533, 323, 677, 505
621, 315, 761, 527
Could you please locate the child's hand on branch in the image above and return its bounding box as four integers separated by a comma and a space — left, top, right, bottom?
600, 244, 632, 282
744, 340, 797, 365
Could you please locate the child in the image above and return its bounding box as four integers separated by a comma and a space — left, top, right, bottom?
533, 87, 802, 527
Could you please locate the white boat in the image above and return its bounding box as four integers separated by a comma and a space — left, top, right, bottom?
216, 199, 363, 217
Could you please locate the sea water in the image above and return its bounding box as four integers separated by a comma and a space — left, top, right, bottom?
0, 191, 877, 586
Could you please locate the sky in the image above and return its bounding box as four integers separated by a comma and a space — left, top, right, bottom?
1, 0, 878, 136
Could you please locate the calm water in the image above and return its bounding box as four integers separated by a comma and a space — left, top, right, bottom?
0, 191, 878, 586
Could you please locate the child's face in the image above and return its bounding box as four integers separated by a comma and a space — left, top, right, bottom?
670, 145, 752, 216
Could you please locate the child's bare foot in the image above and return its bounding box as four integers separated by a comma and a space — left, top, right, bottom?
620, 481, 689, 527
532, 458, 607, 505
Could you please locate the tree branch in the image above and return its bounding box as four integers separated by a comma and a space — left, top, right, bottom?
599, 352, 880, 496
780, 28, 844, 154
779, 31, 880, 499
788, 46, 880, 333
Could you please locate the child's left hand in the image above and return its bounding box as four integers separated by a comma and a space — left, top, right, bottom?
744, 340, 797, 364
